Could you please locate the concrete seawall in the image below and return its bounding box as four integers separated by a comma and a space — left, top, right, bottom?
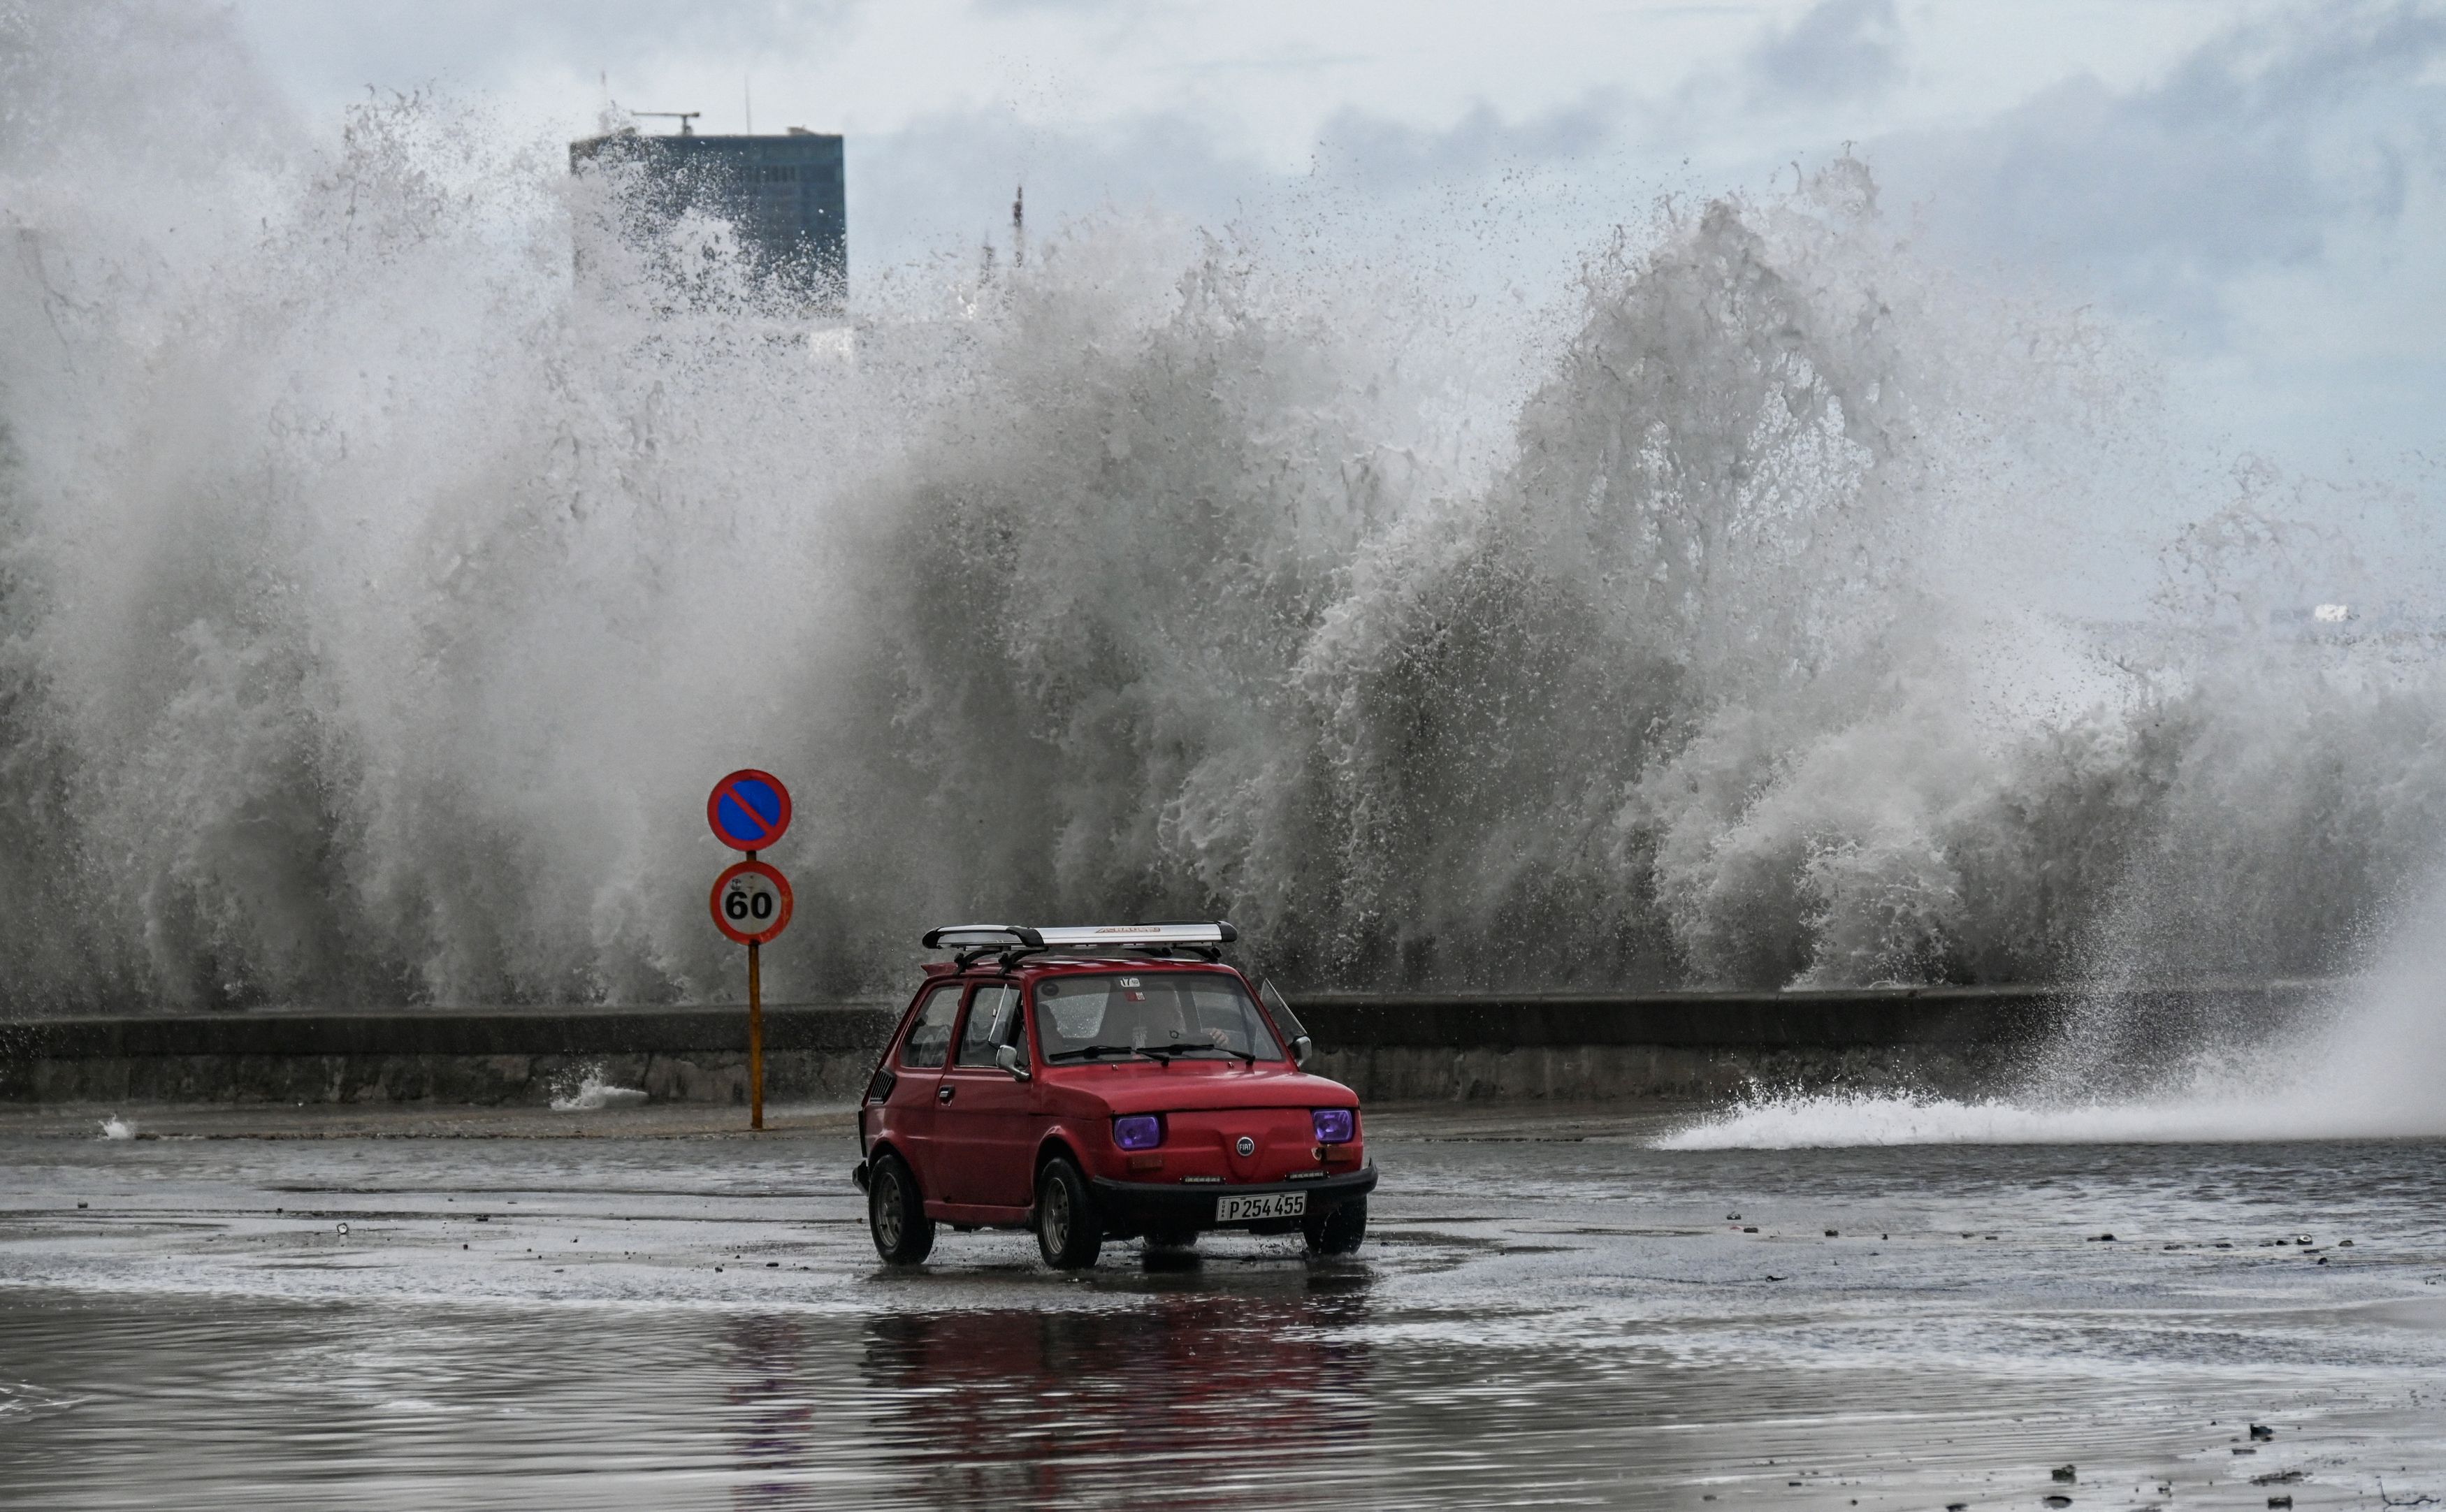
0, 1005, 897, 1109
0, 981, 2325, 1106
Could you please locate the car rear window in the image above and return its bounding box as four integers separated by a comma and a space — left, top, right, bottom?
1034, 973, 1284, 1061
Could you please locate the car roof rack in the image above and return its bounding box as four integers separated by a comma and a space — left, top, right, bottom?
921, 922, 1238, 970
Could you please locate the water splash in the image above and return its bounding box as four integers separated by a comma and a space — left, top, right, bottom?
99, 1116, 135, 1140
549, 1068, 648, 1112
1659, 881, 2446, 1148
1, 8, 2442, 1025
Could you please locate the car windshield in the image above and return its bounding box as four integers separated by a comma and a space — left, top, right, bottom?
1034, 972, 1284, 1061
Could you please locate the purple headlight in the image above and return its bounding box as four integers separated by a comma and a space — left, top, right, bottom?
1312, 1108, 1355, 1144
1113, 1114, 1162, 1151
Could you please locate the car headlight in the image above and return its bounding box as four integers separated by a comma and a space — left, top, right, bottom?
1113, 1114, 1163, 1150
1312, 1108, 1354, 1144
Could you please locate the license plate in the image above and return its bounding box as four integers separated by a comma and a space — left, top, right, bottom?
1216, 1191, 1306, 1223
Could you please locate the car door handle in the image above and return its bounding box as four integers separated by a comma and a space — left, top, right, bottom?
936, 1085, 955, 1104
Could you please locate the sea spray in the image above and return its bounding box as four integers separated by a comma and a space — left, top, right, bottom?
549, 1068, 647, 1112
1, 6, 2443, 1031
1661, 875, 2446, 1148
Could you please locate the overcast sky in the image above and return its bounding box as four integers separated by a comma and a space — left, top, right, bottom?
214, 0, 2446, 486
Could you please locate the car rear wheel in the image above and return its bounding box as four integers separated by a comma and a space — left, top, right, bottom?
1035, 1156, 1103, 1270
1303, 1196, 1366, 1256
867, 1151, 934, 1265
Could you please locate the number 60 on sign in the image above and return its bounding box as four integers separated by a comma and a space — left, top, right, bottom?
711, 860, 793, 945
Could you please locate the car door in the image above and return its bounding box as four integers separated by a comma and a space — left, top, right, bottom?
886, 982, 966, 1200
933, 982, 1041, 1209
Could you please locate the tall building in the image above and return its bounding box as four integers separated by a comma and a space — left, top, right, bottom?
570, 124, 845, 310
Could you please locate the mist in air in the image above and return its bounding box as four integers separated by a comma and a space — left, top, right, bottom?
4, 0, 2444, 1143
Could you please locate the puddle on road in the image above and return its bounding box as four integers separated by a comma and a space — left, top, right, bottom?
1, 1116, 2440, 1509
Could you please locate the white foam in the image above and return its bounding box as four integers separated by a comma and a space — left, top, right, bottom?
550, 1073, 648, 1112
1654, 1089, 2427, 1150
1661, 888, 2446, 1149
99, 1116, 135, 1141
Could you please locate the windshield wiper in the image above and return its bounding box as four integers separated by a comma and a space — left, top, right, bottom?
1166, 1043, 1257, 1065
1046, 1044, 1166, 1063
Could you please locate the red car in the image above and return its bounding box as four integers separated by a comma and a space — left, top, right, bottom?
852, 922, 1375, 1269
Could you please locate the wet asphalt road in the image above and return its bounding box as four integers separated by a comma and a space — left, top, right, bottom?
1, 1102, 2440, 1510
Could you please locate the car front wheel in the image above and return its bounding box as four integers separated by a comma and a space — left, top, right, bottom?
1035, 1156, 1103, 1270
867, 1151, 934, 1265
1303, 1196, 1366, 1256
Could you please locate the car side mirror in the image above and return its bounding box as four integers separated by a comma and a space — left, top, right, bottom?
1259, 978, 1312, 1068
994, 1043, 1031, 1081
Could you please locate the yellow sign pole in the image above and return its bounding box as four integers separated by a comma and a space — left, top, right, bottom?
748, 938, 765, 1131
746, 849, 765, 1131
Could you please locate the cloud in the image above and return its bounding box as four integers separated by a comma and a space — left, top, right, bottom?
849, 103, 1273, 272
845, 87, 1640, 278
967, 0, 1130, 13
1879, 1, 2446, 334
226, 0, 862, 113
1308, 91, 1621, 189
1746, 0, 1903, 106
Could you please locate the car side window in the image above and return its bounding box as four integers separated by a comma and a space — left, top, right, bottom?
955, 985, 1021, 1067
900, 984, 964, 1069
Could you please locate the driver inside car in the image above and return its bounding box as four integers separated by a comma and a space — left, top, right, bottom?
1097, 977, 1231, 1051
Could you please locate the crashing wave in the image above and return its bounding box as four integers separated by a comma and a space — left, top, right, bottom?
1, 8, 2440, 1031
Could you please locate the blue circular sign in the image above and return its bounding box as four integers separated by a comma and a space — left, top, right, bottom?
707, 769, 792, 851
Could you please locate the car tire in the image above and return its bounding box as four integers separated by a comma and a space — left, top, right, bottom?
1035, 1156, 1103, 1270
1303, 1196, 1366, 1256
867, 1151, 934, 1265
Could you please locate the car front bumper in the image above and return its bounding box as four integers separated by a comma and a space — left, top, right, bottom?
1087, 1165, 1377, 1237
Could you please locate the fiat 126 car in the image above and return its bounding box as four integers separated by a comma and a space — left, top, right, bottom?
851, 923, 1374, 1269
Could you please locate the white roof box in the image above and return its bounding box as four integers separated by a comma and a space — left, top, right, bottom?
1035, 922, 1237, 949
921, 922, 1238, 951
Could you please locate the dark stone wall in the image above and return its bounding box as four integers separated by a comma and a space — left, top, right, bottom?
0, 982, 2322, 1105
0, 1005, 897, 1107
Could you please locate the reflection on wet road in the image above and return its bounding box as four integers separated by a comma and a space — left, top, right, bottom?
0, 1105, 2440, 1509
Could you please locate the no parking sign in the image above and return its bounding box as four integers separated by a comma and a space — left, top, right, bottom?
707, 769, 792, 851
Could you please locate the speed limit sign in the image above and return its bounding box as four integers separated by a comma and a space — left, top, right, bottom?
710, 860, 793, 945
